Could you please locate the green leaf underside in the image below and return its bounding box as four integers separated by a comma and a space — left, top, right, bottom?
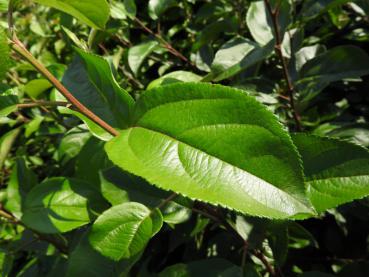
292, 134, 369, 213
106, 83, 314, 219
89, 202, 162, 261
22, 178, 96, 233
33, 0, 110, 29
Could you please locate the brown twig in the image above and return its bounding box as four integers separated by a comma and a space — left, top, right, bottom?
133, 17, 195, 67
17, 100, 69, 109
0, 205, 68, 254
155, 193, 178, 210
264, 0, 302, 131
10, 37, 119, 137
254, 249, 277, 276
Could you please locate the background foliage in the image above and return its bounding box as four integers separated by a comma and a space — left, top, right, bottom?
1, 0, 369, 276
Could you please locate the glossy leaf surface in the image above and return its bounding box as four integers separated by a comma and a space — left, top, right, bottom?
34, 0, 110, 29
89, 202, 163, 260
106, 83, 314, 219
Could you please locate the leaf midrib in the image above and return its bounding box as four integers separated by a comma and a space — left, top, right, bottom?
127, 125, 310, 209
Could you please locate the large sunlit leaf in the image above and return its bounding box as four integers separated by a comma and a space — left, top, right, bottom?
292, 134, 369, 212
88, 202, 163, 261
105, 83, 314, 219
33, 0, 110, 29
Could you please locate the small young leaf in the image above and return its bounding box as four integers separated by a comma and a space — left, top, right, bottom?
33, 0, 110, 29
110, 0, 136, 19
0, 88, 18, 117
105, 83, 314, 219
0, 128, 21, 169
292, 134, 369, 212
148, 0, 176, 20
88, 202, 163, 261
128, 40, 159, 76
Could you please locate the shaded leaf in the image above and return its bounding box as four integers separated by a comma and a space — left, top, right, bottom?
5, 158, 37, 219
62, 48, 134, 131
22, 178, 104, 233
292, 134, 369, 212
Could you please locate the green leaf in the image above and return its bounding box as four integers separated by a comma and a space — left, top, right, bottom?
128, 40, 159, 76
62, 48, 134, 130
300, 45, 369, 82
297, 45, 369, 105
0, 0, 8, 12
58, 125, 91, 165
193, 19, 238, 52
24, 79, 53, 98
110, 0, 136, 19
5, 158, 37, 219
159, 259, 242, 277
75, 137, 112, 185
67, 231, 142, 276
162, 202, 192, 225
33, 0, 110, 29
207, 37, 273, 81
299, 0, 351, 19
0, 88, 18, 117
105, 83, 314, 219
22, 177, 103, 233
0, 28, 11, 81
292, 134, 369, 212
0, 128, 20, 169
148, 0, 176, 20
147, 71, 202, 90
88, 202, 163, 260
246, 0, 291, 46
24, 115, 43, 138
101, 166, 173, 208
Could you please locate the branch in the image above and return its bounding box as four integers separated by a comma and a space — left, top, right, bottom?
264, 0, 302, 131
10, 37, 119, 137
17, 100, 70, 109
155, 193, 178, 210
133, 17, 196, 68
0, 205, 68, 254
